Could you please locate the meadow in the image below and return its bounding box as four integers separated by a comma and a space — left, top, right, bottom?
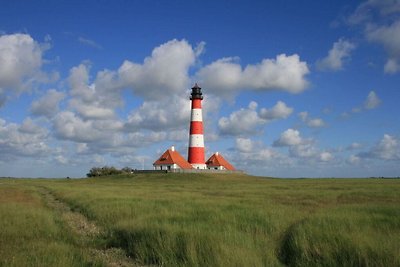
0, 173, 399, 266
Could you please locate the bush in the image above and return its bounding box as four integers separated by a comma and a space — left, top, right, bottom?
86, 166, 124, 177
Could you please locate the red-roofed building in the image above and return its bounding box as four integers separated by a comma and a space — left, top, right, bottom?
153, 146, 193, 171
206, 152, 236, 171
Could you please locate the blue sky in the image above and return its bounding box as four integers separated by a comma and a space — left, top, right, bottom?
0, 0, 399, 178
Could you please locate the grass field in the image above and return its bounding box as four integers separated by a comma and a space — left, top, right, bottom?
0, 173, 399, 266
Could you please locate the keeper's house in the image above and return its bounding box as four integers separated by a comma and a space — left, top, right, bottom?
206, 152, 236, 171
153, 146, 193, 171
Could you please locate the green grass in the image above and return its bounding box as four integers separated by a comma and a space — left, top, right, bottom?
0, 183, 97, 267
1, 174, 399, 266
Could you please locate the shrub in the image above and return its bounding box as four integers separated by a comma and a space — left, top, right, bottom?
86, 166, 123, 177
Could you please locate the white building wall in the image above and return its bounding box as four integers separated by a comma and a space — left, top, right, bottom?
191, 163, 207, 169
154, 164, 181, 170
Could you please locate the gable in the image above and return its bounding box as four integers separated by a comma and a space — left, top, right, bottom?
153, 149, 193, 169
206, 153, 235, 170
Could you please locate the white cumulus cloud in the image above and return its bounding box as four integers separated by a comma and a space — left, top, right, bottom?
316, 38, 356, 71
289, 143, 318, 158
259, 101, 293, 120
273, 128, 303, 147
31, 89, 65, 118
118, 39, 200, 100
218, 102, 264, 136
218, 101, 293, 136
197, 54, 309, 95
67, 63, 122, 120
358, 134, 400, 160
235, 137, 255, 153
0, 34, 44, 89
53, 111, 101, 143
273, 129, 329, 160
367, 21, 400, 74
349, 0, 400, 73
0, 33, 50, 105
69, 98, 115, 120
0, 118, 50, 160
342, 90, 382, 117
125, 96, 191, 131
234, 137, 278, 162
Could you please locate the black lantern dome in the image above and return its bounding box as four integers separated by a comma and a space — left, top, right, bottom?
190, 83, 203, 100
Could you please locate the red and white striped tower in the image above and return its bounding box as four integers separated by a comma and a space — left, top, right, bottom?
188, 83, 206, 169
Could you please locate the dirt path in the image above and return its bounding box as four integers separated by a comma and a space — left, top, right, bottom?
38, 186, 140, 267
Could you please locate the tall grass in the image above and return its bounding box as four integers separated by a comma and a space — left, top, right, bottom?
40, 174, 400, 266
1, 175, 399, 266
279, 205, 400, 266
0, 183, 98, 267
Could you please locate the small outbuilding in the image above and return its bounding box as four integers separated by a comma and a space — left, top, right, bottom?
206, 152, 235, 171
153, 146, 193, 171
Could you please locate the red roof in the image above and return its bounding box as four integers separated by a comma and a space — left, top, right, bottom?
206, 153, 235, 170
153, 148, 193, 169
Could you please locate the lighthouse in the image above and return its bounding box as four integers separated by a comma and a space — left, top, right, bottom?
188, 83, 207, 169
153, 84, 237, 172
